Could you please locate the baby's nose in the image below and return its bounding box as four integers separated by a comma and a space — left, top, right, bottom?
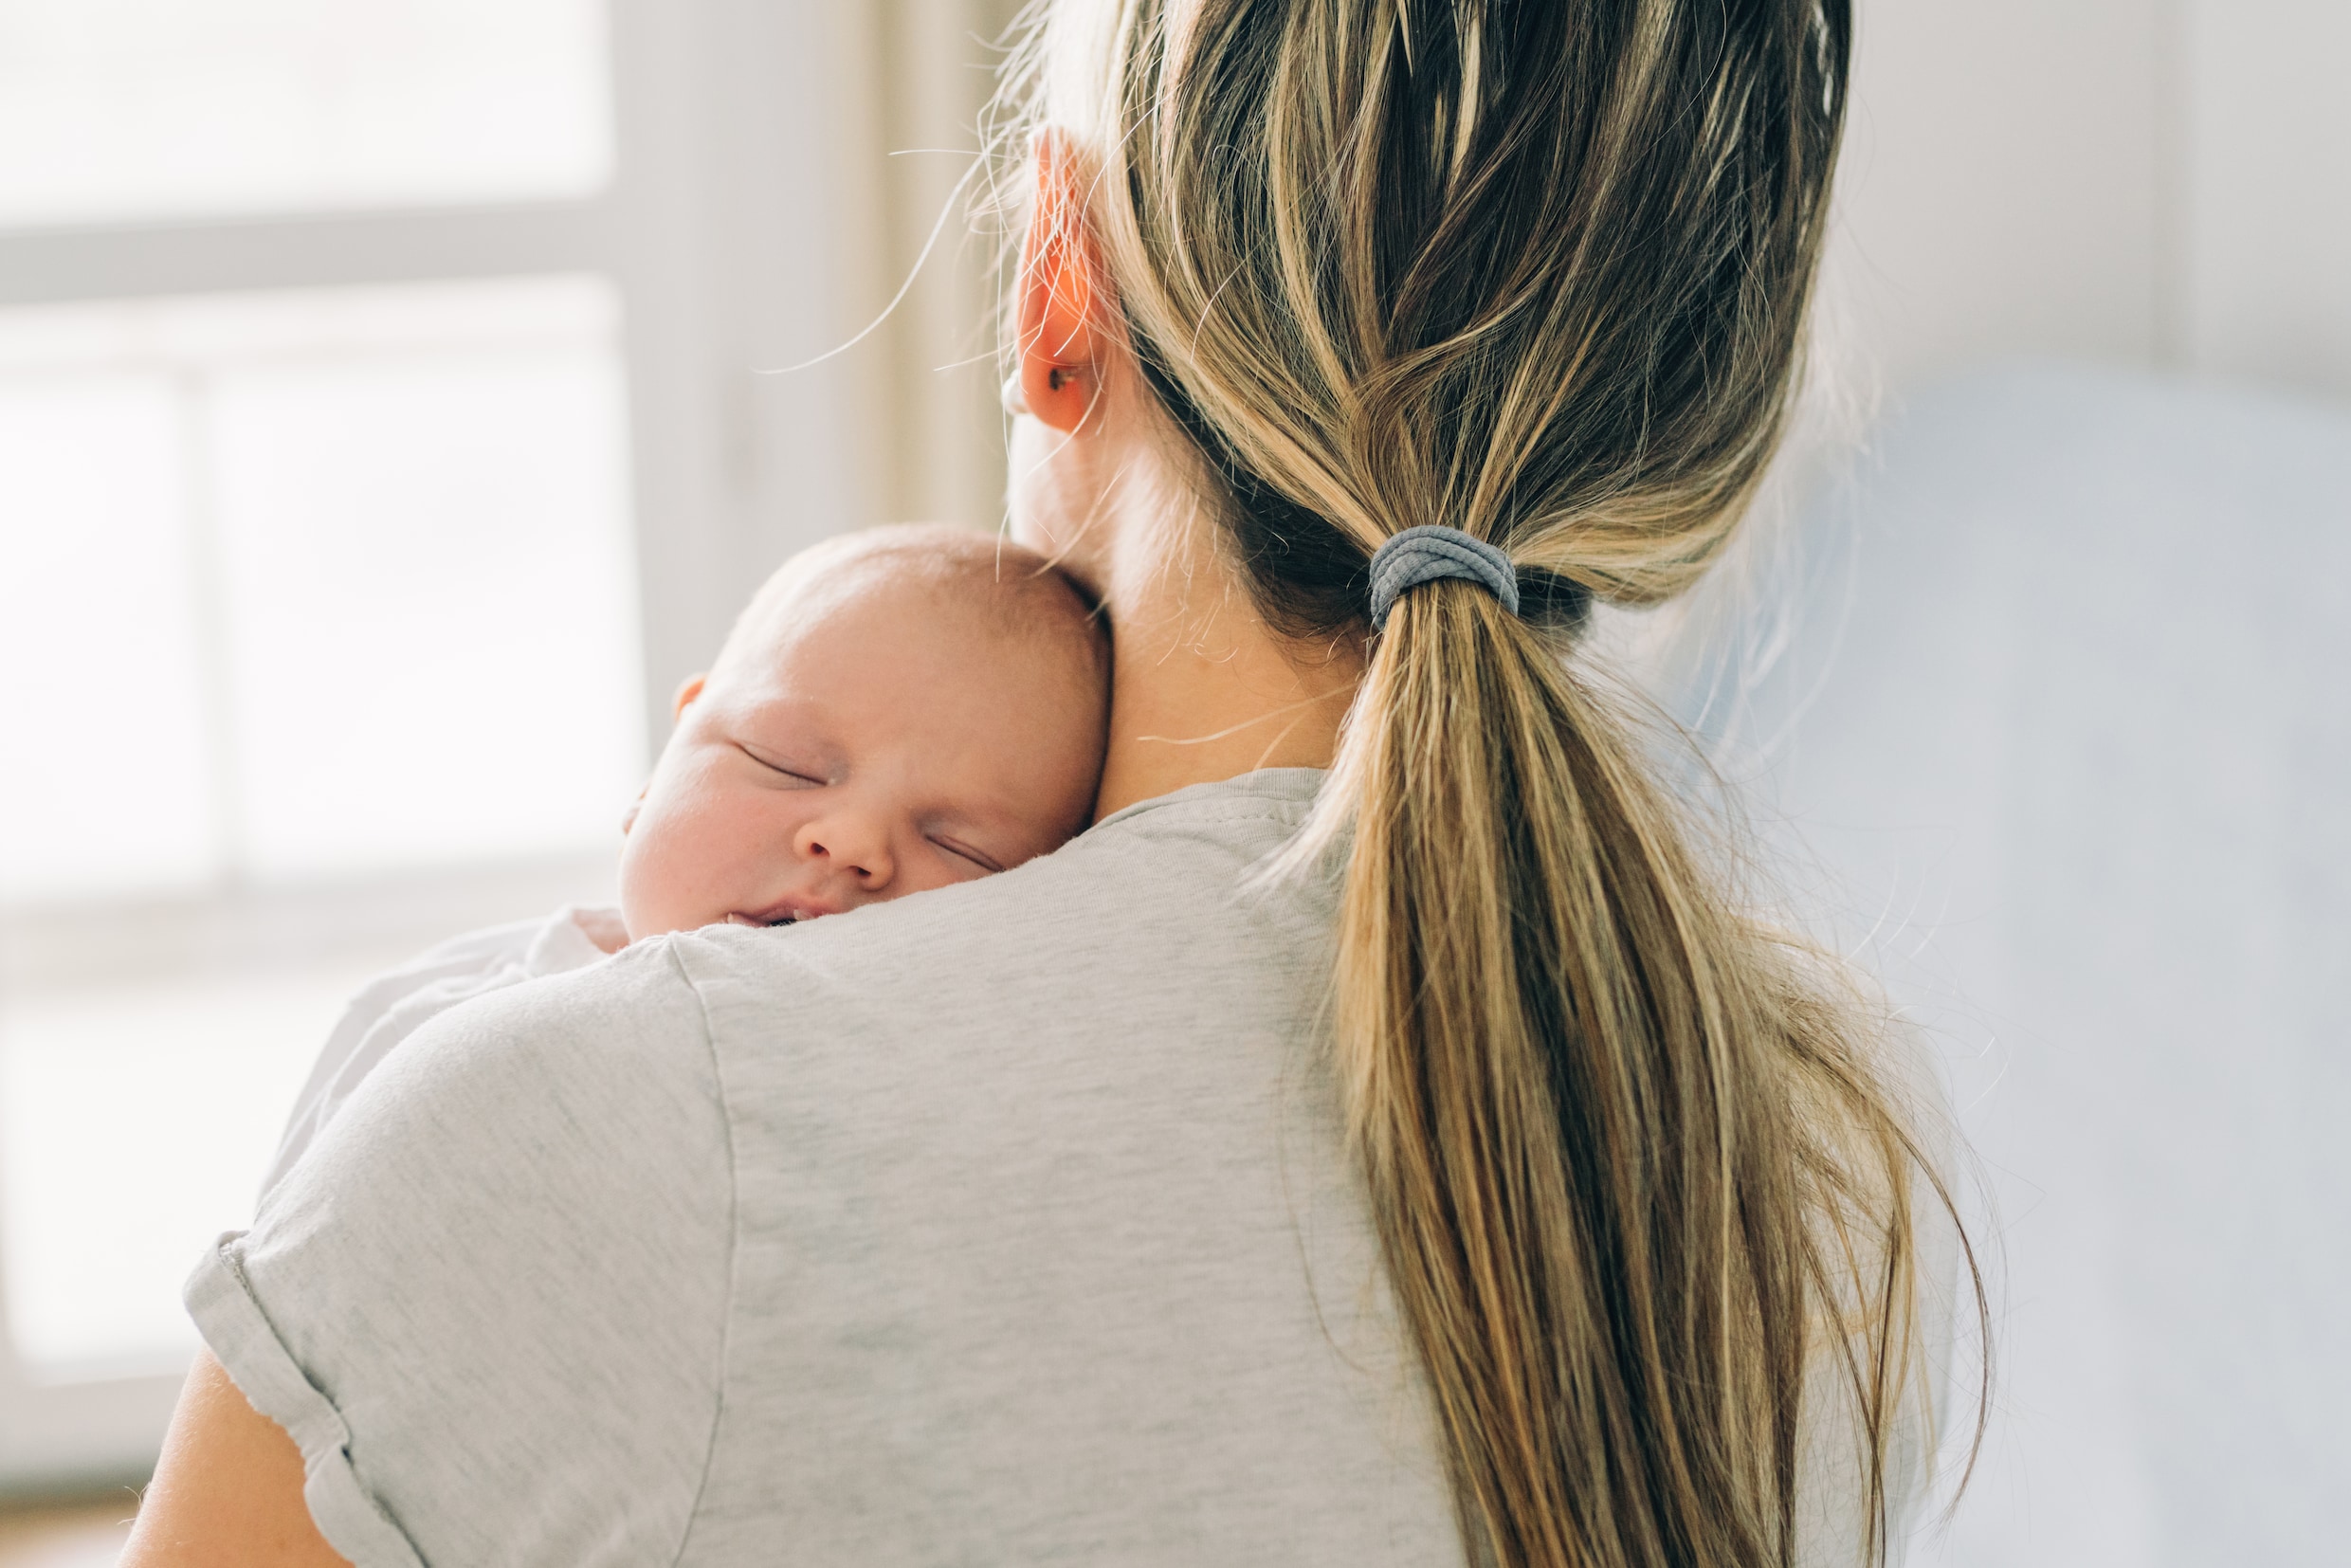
794, 813, 893, 886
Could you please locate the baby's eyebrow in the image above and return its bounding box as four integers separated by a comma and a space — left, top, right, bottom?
726, 702, 835, 757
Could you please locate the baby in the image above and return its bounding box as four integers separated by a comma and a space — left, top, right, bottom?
262, 524, 1109, 1194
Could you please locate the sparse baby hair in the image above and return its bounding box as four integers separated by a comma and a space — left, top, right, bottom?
713, 522, 1111, 716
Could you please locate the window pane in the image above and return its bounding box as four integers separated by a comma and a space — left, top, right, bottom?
0, 857, 617, 1374
0, 0, 610, 228
0, 967, 358, 1370
0, 276, 645, 895
0, 375, 216, 904
208, 308, 643, 878
0, 277, 644, 1374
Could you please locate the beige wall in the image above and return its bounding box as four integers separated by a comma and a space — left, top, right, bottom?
810, 0, 1022, 545
607, 0, 1022, 730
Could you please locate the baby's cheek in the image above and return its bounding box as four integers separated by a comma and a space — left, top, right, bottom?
1042, 744, 1108, 842
613, 814, 669, 936
618, 795, 717, 934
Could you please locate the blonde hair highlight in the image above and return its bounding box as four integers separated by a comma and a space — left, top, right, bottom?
991, 4, 1985, 1564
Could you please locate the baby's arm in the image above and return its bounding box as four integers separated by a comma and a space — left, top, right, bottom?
570, 904, 630, 954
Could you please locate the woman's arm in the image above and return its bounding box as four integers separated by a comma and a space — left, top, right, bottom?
150, 942, 730, 1567
120, 1352, 350, 1568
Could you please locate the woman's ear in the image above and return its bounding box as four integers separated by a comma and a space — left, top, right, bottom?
672, 673, 707, 717
1016, 129, 1108, 435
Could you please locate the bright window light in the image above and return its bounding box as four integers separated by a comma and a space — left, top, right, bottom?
0, 275, 645, 902
0, 967, 367, 1372
0, 0, 611, 228
206, 303, 645, 879
0, 275, 642, 1372
0, 375, 215, 903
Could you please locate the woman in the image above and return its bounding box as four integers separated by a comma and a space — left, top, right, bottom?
126, 2, 1973, 1565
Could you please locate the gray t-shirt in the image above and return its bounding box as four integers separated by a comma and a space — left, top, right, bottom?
259, 906, 609, 1198
187, 769, 1944, 1567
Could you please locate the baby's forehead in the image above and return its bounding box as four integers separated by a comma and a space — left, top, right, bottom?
719, 531, 1105, 693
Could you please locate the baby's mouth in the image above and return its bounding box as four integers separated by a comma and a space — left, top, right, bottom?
727, 895, 837, 927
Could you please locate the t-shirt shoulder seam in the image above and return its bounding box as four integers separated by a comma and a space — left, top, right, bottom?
1082, 800, 1313, 849
657, 937, 741, 1568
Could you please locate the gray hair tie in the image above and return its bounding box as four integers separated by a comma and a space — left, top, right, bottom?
1367, 525, 1521, 630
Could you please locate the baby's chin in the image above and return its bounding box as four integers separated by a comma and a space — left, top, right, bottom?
611, 896, 684, 944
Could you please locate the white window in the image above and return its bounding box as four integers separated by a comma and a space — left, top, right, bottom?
0, 0, 857, 1487
0, 0, 638, 1485
0, 273, 643, 1374
0, 0, 612, 228
0, 0, 998, 1487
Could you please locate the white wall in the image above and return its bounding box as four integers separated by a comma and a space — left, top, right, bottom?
1830, 0, 2351, 403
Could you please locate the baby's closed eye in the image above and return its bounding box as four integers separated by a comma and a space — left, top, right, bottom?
735, 741, 824, 785
928, 833, 1004, 874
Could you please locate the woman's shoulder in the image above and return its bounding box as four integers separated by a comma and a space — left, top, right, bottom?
259, 930, 732, 1285
287, 767, 1331, 1159
337, 931, 721, 1128
615, 771, 1467, 1567
1083, 765, 1329, 842
1048, 764, 1332, 903
200, 935, 734, 1568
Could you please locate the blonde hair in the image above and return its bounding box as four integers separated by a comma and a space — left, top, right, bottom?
993, 4, 1983, 1567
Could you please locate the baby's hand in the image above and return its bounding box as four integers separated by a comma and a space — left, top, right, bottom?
569, 905, 631, 955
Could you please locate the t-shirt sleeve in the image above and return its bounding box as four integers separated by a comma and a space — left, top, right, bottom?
260, 910, 612, 1200
185, 937, 735, 1568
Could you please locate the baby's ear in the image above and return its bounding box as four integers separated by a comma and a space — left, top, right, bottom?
672, 673, 707, 717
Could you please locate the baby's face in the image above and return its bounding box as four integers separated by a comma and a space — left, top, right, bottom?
619, 574, 1103, 939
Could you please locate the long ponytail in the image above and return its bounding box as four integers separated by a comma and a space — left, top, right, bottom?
1330, 581, 1942, 1565
994, 3, 1983, 1563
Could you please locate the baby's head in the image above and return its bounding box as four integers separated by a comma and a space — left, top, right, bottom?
619, 524, 1109, 940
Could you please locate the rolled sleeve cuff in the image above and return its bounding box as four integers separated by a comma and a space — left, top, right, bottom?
183, 1233, 427, 1568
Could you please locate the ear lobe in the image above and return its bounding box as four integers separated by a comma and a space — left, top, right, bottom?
1016, 129, 1106, 434
672, 673, 707, 717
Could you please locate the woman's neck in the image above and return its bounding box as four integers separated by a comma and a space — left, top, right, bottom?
1007, 374, 1364, 820
1091, 524, 1363, 820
